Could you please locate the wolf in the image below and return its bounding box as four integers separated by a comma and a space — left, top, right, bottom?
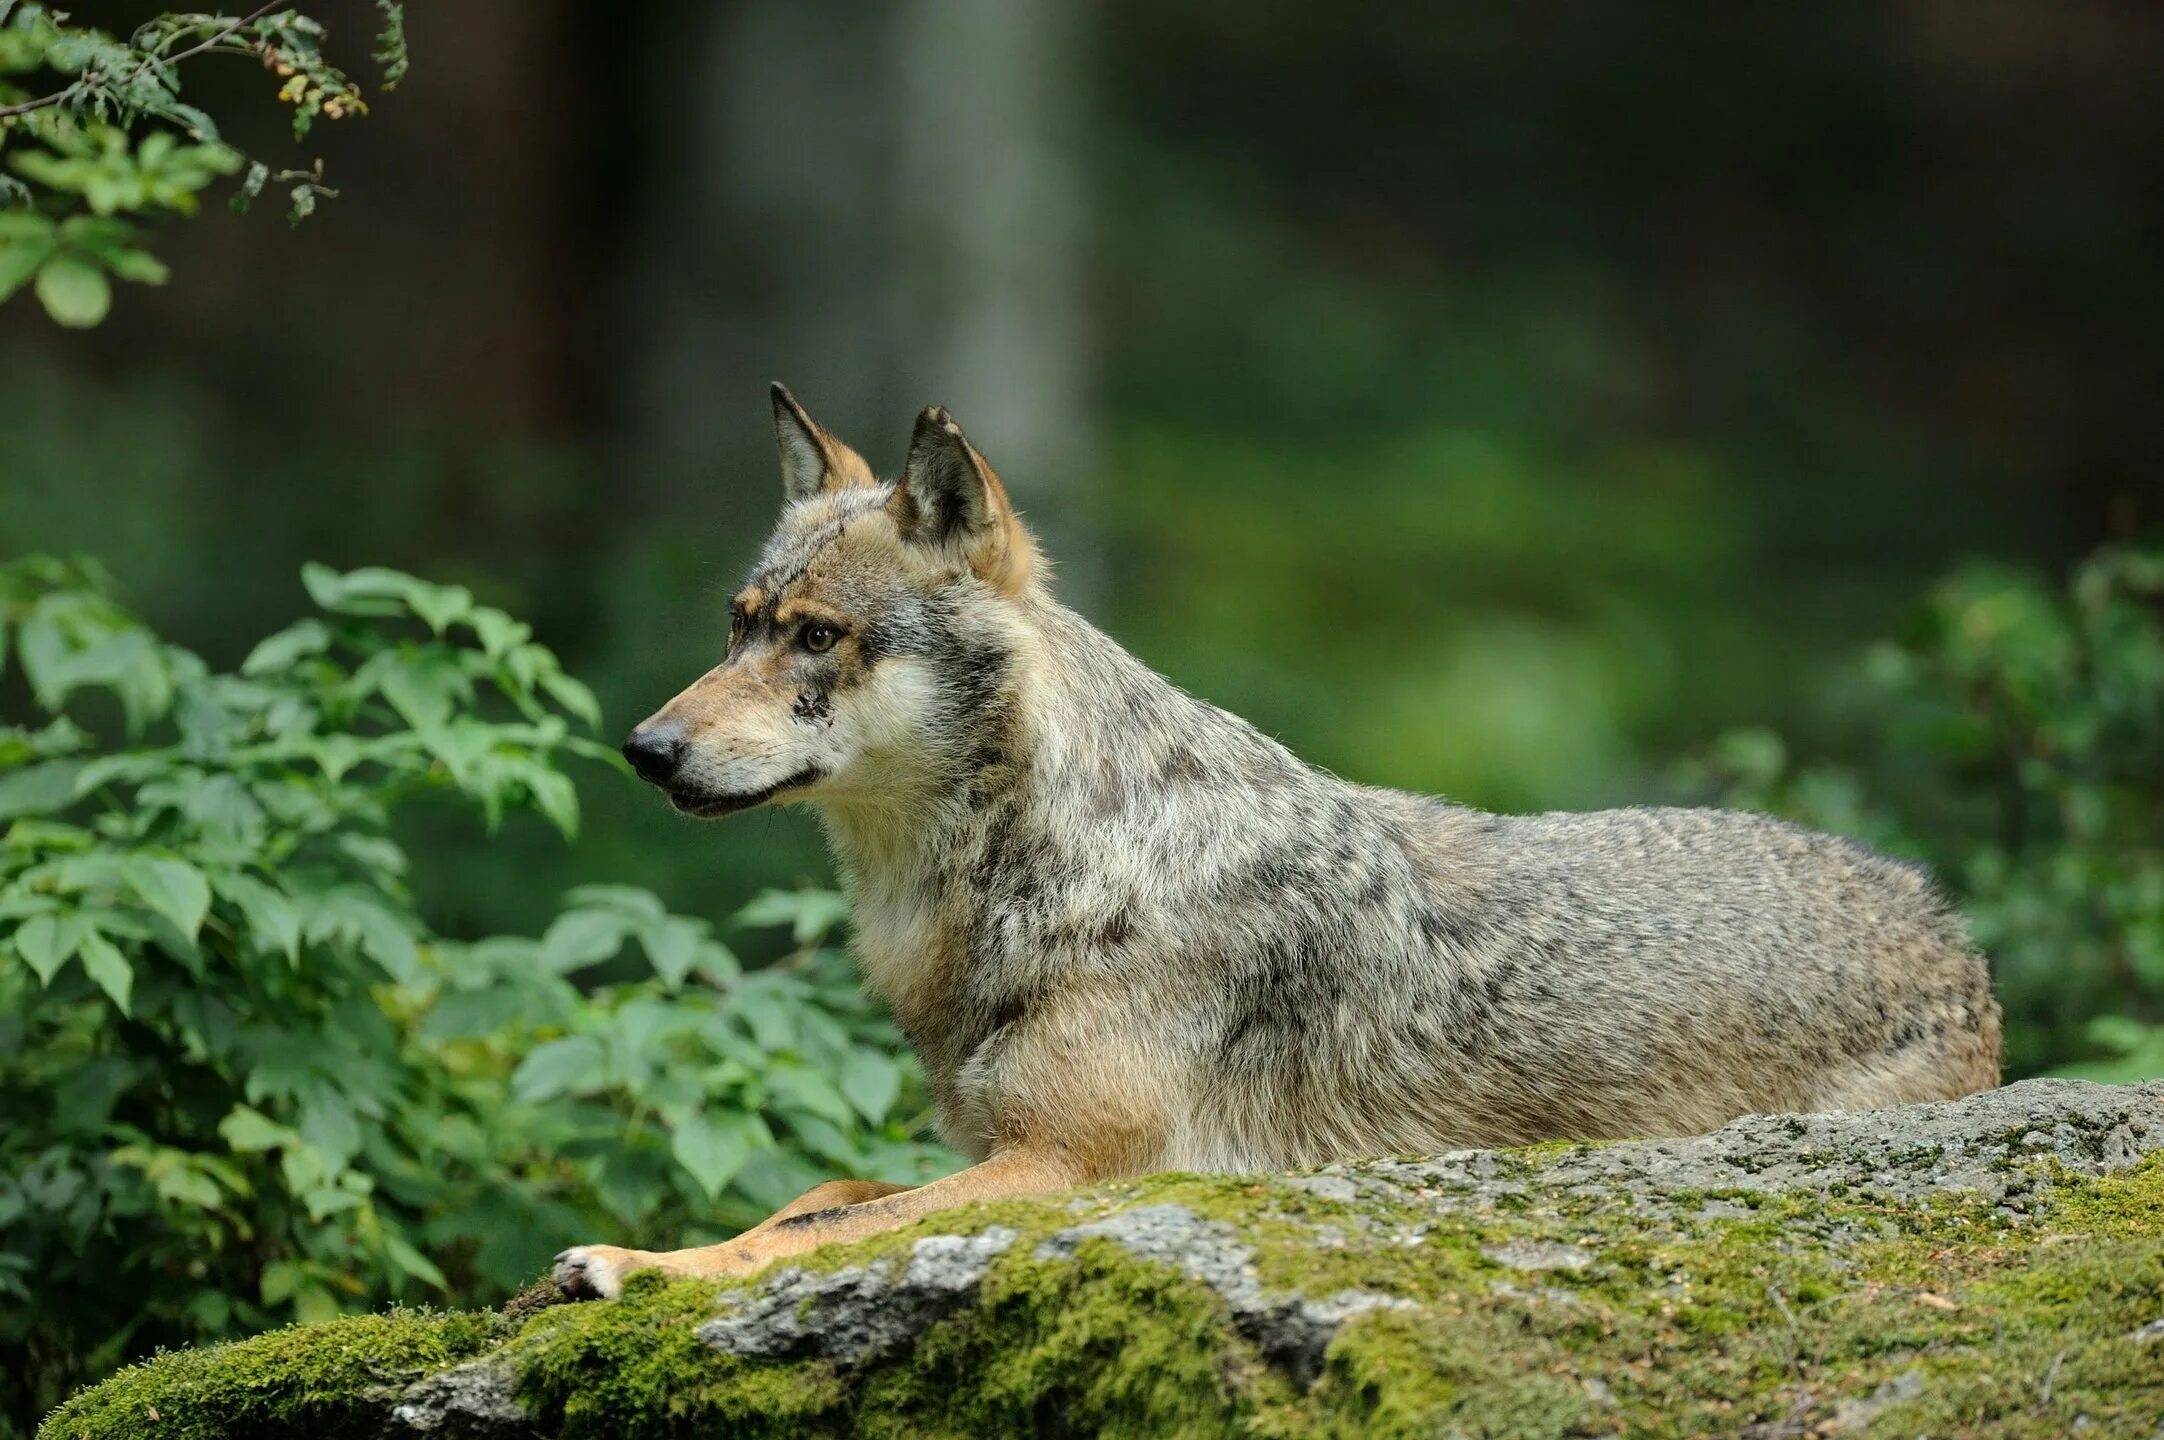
551, 385, 2001, 1298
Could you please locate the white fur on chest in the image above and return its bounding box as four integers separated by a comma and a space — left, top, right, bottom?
846, 882, 939, 1015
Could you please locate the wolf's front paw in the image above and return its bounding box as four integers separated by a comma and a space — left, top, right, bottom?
552, 1244, 650, 1301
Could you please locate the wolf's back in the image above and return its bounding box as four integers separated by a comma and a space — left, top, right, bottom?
1454, 804, 2001, 1118
1184, 797, 2003, 1168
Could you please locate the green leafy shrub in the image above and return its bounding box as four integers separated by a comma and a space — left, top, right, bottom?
0, 558, 949, 1435
1, 3, 406, 325
1683, 545, 2164, 1080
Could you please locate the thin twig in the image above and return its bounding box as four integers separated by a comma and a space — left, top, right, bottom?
0, 3, 282, 121
2038, 1347, 2067, 1407
1766, 1284, 1805, 1380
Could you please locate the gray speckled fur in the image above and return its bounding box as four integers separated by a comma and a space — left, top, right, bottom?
643, 406, 2003, 1183
827, 581, 1997, 1167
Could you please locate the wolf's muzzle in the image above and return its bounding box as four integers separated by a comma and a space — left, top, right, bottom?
666, 766, 823, 818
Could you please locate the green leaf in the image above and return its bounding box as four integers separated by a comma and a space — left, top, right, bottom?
731, 984, 799, 1054
293, 1286, 342, 1325
301, 564, 439, 619
838, 1049, 903, 1125
0, 223, 56, 302
259, 1260, 306, 1306
219, 1105, 300, 1152
103, 248, 169, 285
0, 210, 59, 245
765, 1065, 858, 1129
241, 618, 332, 676
418, 984, 530, 1040
736, 888, 851, 946
0, 893, 62, 923
407, 581, 472, 635
639, 917, 702, 990
181, 1289, 230, 1332
152, 1164, 222, 1210
510, 1035, 605, 1103
124, 855, 212, 941
55, 216, 134, 254
465, 607, 530, 658
219, 874, 303, 962
695, 938, 742, 985
311, 889, 420, 982
540, 670, 602, 730
520, 762, 579, 839
13, 912, 86, 984
784, 1110, 866, 1170
34, 254, 111, 327
561, 885, 668, 920
299, 1094, 363, 1167
307, 734, 366, 783
537, 907, 630, 974
77, 929, 132, 1013
176, 773, 265, 840
337, 834, 408, 878
300, 561, 355, 612
671, 1109, 757, 1199
0, 759, 83, 820
383, 1231, 448, 1291
29, 627, 171, 728
374, 649, 470, 732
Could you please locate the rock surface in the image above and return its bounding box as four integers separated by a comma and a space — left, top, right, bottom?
39, 1078, 2164, 1439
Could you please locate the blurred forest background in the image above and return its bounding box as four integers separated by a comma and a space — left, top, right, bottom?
8, 0, 2159, 935
3, 0, 2163, 1422
4, 0, 2164, 1056
7, 0, 2163, 1041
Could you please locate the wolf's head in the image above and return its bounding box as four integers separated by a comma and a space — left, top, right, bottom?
622, 385, 1042, 818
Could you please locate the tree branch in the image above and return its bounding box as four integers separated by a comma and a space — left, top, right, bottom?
0, 3, 283, 122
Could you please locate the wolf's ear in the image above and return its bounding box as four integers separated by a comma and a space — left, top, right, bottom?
895, 406, 1038, 595
772, 383, 876, 500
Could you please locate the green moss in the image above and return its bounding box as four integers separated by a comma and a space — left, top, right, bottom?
509, 1271, 855, 1439
37, 1308, 510, 1440
853, 1244, 1293, 1439
39, 1154, 2164, 1439
2037, 1151, 2164, 1240
497, 1202, 1313, 1439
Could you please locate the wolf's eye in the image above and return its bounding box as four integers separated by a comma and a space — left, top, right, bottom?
801, 622, 841, 654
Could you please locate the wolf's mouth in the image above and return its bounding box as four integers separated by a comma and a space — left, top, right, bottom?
667, 766, 823, 819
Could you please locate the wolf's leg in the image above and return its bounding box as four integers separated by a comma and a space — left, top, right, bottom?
552, 1151, 1079, 1298
741, 1178, 917, 1235
549, 1179, 913, 1301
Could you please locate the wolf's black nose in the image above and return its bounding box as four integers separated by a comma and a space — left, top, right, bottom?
621, 726, 683, 785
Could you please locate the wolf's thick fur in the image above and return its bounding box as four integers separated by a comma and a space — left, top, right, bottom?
550, 387, 2000, 1298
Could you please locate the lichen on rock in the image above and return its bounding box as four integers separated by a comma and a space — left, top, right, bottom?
38, 1078, 2164, 1439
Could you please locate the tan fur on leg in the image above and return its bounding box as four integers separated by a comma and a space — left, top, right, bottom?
739, 1178, 916, 1236
552, 1152, 1077, 1297
550, 1178, 910, 1300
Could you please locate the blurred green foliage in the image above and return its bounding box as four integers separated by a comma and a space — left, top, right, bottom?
1683, 546, 2164, 1080
0, 1, 402, 325
1, 534, 2158, 1434
2, 10, 2159, 1425
1103, 420, 1740, 810
0, 559, 948, 1436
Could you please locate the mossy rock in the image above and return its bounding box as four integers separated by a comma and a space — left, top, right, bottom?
41, 1078, 2164, 1439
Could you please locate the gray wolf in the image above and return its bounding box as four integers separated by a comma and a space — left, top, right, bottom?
552, 385, 2001, 1297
